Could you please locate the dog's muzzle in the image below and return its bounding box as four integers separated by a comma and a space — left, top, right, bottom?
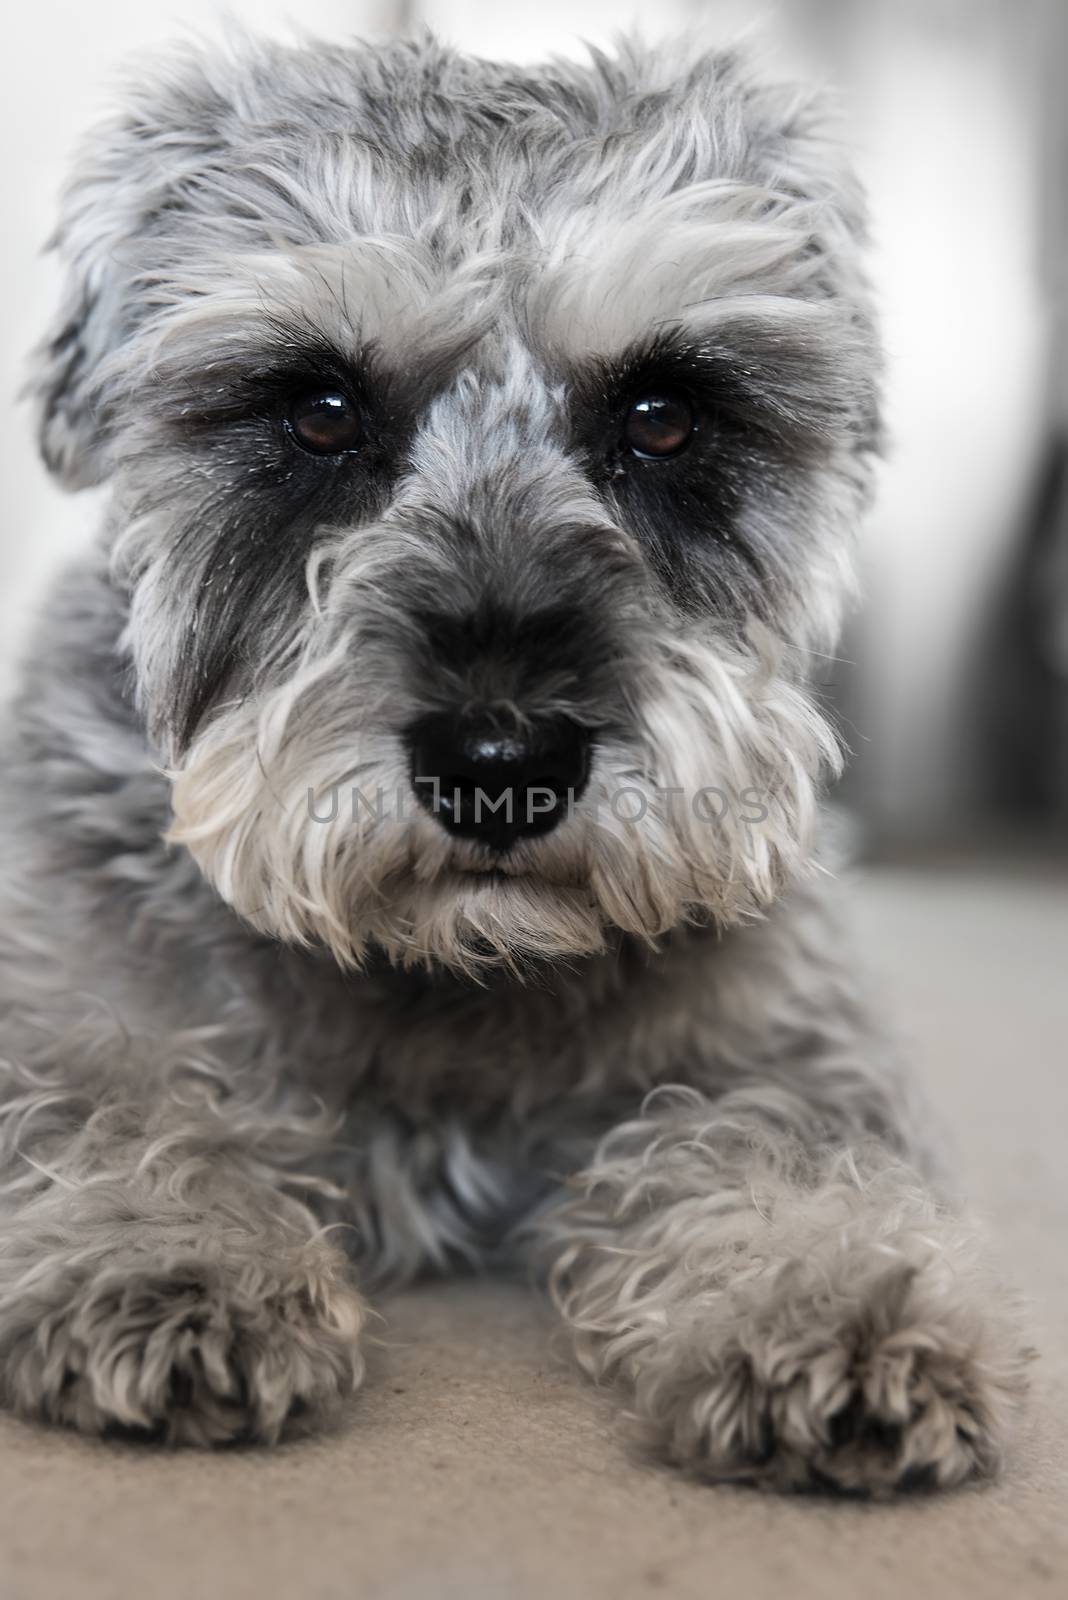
407, 709, 591, 851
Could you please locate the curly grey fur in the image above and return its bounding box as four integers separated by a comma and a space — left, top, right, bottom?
2, 28, 1028, 1486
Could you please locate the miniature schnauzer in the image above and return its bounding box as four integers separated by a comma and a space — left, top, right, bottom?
0, 30, 1028, 1491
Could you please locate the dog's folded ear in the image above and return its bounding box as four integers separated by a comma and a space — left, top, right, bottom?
27, 47, 226, 490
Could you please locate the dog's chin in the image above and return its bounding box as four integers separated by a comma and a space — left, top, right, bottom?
357, 868, 613, 976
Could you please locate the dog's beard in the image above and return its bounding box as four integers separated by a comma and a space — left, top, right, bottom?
166, 622, 840, 977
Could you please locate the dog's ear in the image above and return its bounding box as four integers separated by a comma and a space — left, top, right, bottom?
28, 49, 226, 489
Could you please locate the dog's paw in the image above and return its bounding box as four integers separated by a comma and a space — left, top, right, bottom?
637, 1260, 1030, 1495
0, 1248, 367, 1445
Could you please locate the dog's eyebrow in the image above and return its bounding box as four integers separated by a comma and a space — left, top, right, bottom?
127, 240, 504, 402
525, 180, 843, 367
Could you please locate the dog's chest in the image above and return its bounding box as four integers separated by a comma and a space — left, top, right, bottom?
324, 1107, 554, 1284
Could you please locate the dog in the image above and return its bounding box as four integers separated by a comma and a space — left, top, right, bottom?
0, 28, 1028, 1491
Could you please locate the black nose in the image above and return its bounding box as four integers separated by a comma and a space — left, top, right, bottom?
407, 711, 591, 850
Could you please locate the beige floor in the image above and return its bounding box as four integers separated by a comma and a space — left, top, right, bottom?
1, 863, 1066, 1600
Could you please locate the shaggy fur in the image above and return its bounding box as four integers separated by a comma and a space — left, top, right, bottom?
1, 29, 1028, 1487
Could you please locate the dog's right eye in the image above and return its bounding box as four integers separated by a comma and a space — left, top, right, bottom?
286, 391, 362, 455
623, 392, 695, 460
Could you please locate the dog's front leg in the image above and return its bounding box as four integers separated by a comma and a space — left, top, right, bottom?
0, 1065, 367, 1443
542, 1087, 1029, 1494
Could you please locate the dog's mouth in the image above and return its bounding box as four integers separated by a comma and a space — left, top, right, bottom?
440, 844, 588, 890
451, 859, 536, 882
453, 866, 523, 886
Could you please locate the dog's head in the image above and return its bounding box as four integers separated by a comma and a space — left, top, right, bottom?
32, 32, 879, 974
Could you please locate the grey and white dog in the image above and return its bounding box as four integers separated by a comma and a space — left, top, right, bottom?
0, 29, 1029, 1492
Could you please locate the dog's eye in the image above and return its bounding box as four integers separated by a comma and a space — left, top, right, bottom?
623, 393, 695, 459
287, 391, 362, 455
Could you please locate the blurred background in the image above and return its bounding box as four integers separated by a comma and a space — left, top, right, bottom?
2, 0, 1066, 861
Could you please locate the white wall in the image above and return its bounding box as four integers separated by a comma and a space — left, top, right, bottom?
848, 3, 1047, 838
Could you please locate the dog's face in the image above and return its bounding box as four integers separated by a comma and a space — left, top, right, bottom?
33, 35, 878, 973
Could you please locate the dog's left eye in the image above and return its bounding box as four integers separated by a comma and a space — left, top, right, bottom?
286, 391, 362, 455
624, 393, 695, 459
